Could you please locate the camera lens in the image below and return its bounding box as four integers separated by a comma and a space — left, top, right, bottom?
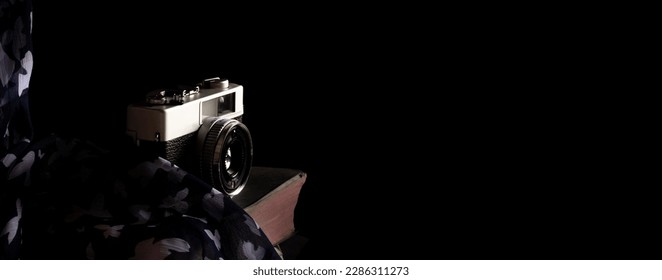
198, 118, 253, 196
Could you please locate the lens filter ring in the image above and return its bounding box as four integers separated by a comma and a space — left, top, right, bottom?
199, 118, 253, 196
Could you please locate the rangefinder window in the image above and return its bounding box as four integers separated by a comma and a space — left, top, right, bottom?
201, 93, 235, 120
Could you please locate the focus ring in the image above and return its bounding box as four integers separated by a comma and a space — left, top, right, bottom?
200, 119, 227, 193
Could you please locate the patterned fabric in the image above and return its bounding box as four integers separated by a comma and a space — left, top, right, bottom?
1, 0, 280, 260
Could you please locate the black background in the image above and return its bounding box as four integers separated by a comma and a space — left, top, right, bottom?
25, 1, 655, 260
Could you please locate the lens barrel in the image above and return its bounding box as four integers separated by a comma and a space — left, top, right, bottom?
198, 118, 253, 195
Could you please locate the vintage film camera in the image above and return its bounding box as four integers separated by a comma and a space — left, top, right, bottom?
126, 77, 252, 196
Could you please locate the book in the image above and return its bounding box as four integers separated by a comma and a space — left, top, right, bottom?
232, 166, 306, 246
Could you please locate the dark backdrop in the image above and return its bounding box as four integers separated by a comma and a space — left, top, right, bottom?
26, 1, 653, 260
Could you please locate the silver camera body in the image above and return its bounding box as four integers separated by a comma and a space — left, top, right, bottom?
126, 77, 253, 196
